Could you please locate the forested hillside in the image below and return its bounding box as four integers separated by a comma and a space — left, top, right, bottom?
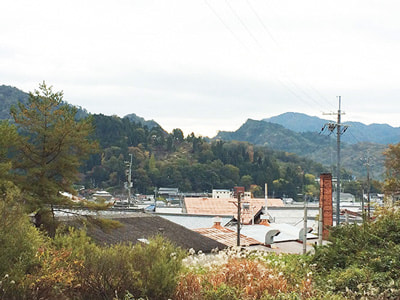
265, 112, 400, 145
0, 85, 89, 120
124, 113, 160, 129
215, 119, 387, 179
0, 85, 29, 120
9, 85, 390, 199
82, 114, 326, 200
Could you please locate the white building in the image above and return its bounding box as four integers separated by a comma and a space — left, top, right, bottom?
212, 189, 232, 199
212, 189, 252, 199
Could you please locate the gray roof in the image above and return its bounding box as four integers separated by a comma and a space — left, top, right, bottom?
66, 213, 227, 253
156, 213, 234, 229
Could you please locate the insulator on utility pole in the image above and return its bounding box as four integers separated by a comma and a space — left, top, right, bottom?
323, 96, 348, 226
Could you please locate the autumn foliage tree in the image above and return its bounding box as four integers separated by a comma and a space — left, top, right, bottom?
384, 143, 400, 201
10, 82, 98, 234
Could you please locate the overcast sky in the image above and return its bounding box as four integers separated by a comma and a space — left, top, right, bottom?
1, 0, 399, 137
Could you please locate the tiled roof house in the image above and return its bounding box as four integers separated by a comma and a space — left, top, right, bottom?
183, 197, 284, 224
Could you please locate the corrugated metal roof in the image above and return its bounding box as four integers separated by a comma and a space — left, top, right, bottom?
157, 214, 233, 229
184, 197, 283, 224
240, 224, 316, 243
194, 226, 261, 247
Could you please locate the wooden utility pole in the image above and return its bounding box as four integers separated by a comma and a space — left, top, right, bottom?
323, 97, 348, 225
361, 153, 372, 220
366, 155, 371, 219
125, 153, 133, 206
303, 197, 308, 254
237, 192, 241, 247
336, 97, 341, 225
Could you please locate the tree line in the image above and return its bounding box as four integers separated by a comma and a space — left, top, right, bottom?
82, 113, 327, 200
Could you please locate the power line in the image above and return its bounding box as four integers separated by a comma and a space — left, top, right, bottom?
203, 0, 249, 51
245, 0, 337, 111
282, 76, 330, 112
226, 0, 326, 112
245, 0, 280, 48
224, 0, 264, 49
204, 0, 336, 114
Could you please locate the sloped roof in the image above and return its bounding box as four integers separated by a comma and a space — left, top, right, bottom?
67, 213, 227, 253
184, 197, 284, 224
240, 224, 316, 243
156, 213, 234, 229
194, 225, 261, 247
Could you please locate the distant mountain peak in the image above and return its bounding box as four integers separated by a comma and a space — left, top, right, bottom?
264, 112, 400, 145
264, 112, 327, 133
123, 113, 159, 129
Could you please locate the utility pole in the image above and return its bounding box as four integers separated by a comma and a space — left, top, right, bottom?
336, 97, 342, 226
361, 153, 372, 220
361, 188, 365, 221
366, 154, 371, 219
237, 192, 242, 247
125, 153, 133, 206
303, 195, 308, 254
367, 158, 371, 219
322, 96, 348, 226
154, 187, 158, 212
264, 183, 268, 213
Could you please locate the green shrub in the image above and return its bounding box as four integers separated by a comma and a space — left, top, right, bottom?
203, 283, 240, 300
53, 230, 185, 300
312, 207, 400, 298
0, 181, 45, 299
77, 243, 141, 300
130, 235, 186, 300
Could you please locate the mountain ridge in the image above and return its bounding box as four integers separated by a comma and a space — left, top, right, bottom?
264, 112, 400, 145
215, 118, 386, 180
0, 85, 391, 179
0, 85, 160, 129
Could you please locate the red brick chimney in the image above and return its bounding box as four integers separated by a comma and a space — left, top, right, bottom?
320, 173, 333, 239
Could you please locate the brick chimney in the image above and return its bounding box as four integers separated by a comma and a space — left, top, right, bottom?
212, 216, 223, 229
320, 173, 333, 239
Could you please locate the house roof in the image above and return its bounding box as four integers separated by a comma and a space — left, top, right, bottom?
66, 213, 227, 253
156, 213, 234, 229
240, 224, 316, 243
184, 197, 284, 224
194, 224, 261, 247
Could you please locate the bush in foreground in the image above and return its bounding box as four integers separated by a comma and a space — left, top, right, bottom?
176, 247, 321, 300
311, 207, 400, 299
27, 230, 186, 300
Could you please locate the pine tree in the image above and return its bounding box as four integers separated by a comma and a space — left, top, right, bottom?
10, 82, 98, 234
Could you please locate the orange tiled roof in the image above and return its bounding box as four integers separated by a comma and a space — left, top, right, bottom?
184, 197, 283, 224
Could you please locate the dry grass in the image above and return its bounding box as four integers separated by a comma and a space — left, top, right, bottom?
176, 256, 314, 299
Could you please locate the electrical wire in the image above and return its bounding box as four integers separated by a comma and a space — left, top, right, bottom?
204, 0, 337, 115
203, 0, 249, 51
245, 0, 280, 49
224, 0, 264, 50
244, 0, 337, 112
